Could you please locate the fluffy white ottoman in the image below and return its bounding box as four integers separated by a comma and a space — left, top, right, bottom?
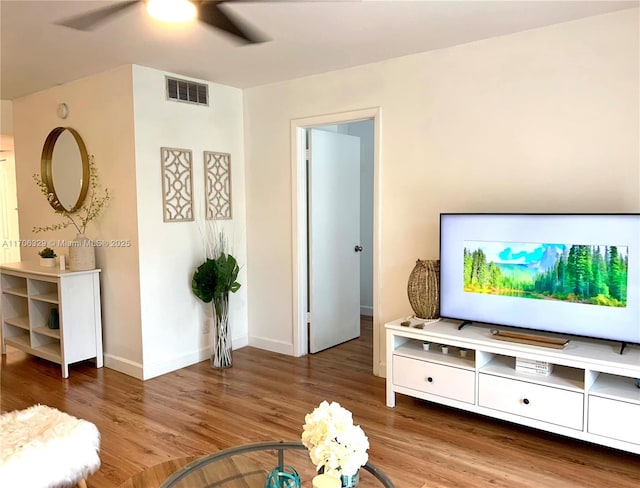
0, 405, 101, 488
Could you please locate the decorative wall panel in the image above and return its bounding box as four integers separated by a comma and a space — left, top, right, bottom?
161, 147, 194, 222
204, 151, 232, 220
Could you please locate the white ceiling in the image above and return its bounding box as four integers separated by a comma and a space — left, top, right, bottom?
1, 0, 638, 100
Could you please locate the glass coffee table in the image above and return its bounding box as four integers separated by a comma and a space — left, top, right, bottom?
159, 441, 394, 487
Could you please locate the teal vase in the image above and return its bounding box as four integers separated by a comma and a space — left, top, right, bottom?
265, 465, 300, 488
47, 308, 59, 330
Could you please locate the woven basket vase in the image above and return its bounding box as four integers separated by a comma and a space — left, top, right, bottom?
407, 259, 440, 319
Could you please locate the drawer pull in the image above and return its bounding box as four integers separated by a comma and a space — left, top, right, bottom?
426, 377, 433, 383
523, 398, 530, 405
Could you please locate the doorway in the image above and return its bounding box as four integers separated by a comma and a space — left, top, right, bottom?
0, 135, 20, 264
290, 108, 382, 374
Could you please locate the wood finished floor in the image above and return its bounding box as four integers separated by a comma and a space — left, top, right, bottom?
2, 317, 639, 488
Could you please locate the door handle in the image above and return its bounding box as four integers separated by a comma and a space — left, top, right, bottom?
354, 245, 363, 252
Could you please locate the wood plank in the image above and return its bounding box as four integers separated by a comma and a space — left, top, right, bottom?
492, 329, 569, 349
1, 317, 639, 488
118, 457, 195, 488
492, 334, 567, 349
493, 330, 568, 345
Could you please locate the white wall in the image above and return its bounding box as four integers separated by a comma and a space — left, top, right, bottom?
12, 66, 143, 372
132, 65, 247, 379
244, 9, 640, 373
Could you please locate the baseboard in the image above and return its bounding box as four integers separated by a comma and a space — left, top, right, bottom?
360, 305, 373, 316
377, 360, 387, 378
232, 335, 249, 349
105, 336, 250, 381
142, 336, 250, 380
103, 353, 144, 380
142, 347, 210, 380
249, 335, 295, 356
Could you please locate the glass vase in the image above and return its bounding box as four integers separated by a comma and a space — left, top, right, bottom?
319, 467, 359, 488
210, 295, 232, 369
340, 471, 359, 488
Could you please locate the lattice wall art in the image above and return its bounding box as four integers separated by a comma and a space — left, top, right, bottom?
161, 147, 194, 222
204, 151, 232, 220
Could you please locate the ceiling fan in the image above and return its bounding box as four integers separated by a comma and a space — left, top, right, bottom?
57, 0, 267, 44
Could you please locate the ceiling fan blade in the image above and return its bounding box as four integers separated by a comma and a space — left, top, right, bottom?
198, 1, 267, 44
57, 1, 141, 31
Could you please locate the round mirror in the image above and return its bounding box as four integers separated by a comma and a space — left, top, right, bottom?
40, 127, 89, 212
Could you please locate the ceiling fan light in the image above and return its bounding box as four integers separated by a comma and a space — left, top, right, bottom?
147, 0, 197, 24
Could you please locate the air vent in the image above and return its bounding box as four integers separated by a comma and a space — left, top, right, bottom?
166, 76, 208, 106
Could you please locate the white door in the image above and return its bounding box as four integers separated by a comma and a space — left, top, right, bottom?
308, 128, 361, 353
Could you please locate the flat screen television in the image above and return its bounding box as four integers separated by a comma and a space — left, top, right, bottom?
439, 213, 640, 345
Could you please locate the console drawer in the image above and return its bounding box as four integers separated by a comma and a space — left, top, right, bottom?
479, 373, 583, 430
588, 396, 640, 445
393, 355, 475, 404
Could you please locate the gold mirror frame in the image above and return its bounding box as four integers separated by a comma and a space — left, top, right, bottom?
40, 127, 90, 212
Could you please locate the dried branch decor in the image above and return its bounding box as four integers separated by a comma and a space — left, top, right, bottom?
33, 155, 110, 235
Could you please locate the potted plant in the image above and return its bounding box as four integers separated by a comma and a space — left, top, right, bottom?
38, 247, 57, 267
191, 232, 241, 369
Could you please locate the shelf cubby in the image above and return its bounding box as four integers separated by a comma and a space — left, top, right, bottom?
32, 326, 61, 340
29, 279, 59, 303
5, 315, 30, 330
29, 299, 58, 329
480, 355, 584, 392
589, 372, 640, 404
1, 273, 27, 293
395, 339, 475, 370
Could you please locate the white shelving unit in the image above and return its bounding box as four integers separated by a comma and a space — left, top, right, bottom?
386, 318, 640, 455
1, 261, 103, 378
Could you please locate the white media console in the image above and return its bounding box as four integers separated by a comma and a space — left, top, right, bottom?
0, 261, 103, 378
386, 318, 640, 454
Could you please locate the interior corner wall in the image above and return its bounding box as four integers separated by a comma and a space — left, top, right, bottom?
11, 65, 143, 376
1, 100, 14, 134
131, 65, 247, 380
243, 9, 640, 372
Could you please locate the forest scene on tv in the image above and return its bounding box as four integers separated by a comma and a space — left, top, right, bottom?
463, 241, 628, 307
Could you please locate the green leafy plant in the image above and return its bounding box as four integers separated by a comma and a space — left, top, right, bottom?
192, 253, 241, 304
192, 230, 241, 368
33, 155, 111, 235
38, 247, 56, 258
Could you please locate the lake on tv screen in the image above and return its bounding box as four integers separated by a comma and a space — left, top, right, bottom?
463, 241, 628, 308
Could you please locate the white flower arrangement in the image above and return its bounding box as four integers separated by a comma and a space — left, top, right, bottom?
301, 401, 370, 478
